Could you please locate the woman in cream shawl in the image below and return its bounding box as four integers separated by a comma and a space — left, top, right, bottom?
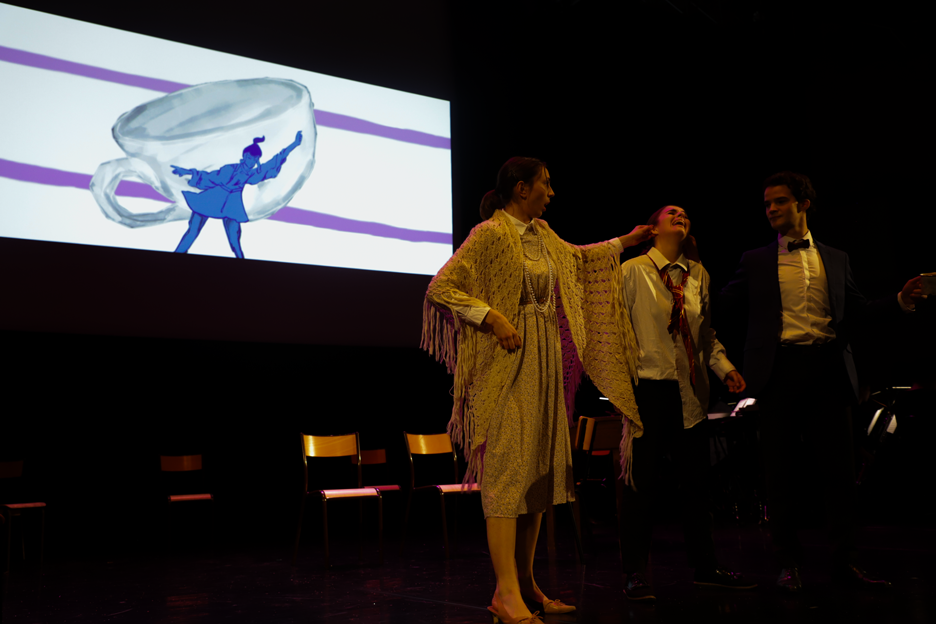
422, 157, 652, 623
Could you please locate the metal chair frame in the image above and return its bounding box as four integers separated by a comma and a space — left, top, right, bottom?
159, 454, 215, 545
570, 415, 624, 552
0, 460, 45, 574
292, 432, 383, 568
400, 432, 480, 558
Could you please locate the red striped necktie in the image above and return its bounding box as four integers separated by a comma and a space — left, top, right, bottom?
658, 265, 695, 385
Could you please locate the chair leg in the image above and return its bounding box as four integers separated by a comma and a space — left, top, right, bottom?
566, 502, 585, 562
438, 490, 449, 559
322, 499, 331, 569
357, 499, 364, 565
39, 507, 45, 573
3, 509, 11, 574
377, 495, 384, 565
291, 497, 306, 566
451, 495, 459, 556
546, 505, 556, 554
400, 490, 413, 556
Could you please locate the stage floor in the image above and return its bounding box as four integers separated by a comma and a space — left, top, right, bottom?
3, 516, 935, 623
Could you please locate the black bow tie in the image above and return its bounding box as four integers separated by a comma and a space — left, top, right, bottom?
787, 239, 810, 251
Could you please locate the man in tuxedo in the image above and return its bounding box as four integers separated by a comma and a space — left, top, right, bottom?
720, 171, 923, 591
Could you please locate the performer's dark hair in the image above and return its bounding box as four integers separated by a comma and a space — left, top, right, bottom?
763, 171, 816, 213
479, 157, 546, 221
243, 136, 265, 157
641, 205, 686, 254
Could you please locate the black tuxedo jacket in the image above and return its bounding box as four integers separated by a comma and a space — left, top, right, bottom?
720, 240, 901, 400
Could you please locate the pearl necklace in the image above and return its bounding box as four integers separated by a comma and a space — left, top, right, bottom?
522, 228, 556, 315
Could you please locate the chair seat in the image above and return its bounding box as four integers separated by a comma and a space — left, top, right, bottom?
434, 483, 481, 494
320, 487, 380, 500
372, 485, 401, 492
168, 494, 213, 503
3, 502, 46, 509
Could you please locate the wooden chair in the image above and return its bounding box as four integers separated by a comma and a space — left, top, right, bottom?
0, 460, 45, 574
355, 449, 402, 495
401, 432, 480, 558
160, 454, 214, 504
159, 454, 214, 543
570, 416, 624, 549
292, 433, 383, 568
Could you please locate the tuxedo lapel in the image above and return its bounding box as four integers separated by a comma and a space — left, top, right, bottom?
760, 240, 781, 314
816, 241, 844, 324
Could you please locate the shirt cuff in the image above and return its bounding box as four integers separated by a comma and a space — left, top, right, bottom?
710, 357, 737, 382
897, 292, 915, 312
608, 238, 624, 254
454, 305, 491, 328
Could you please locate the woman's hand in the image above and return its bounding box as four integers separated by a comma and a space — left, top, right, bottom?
171, 165, 192, 177
618, 225, 656, 248
484, 309, 522, 351
724, 370, 746, 394
295, 130, 303, 145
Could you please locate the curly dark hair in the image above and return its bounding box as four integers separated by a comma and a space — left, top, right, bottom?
763, 171, 816, 213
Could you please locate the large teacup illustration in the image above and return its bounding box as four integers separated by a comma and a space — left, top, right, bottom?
90, 78, 316, 228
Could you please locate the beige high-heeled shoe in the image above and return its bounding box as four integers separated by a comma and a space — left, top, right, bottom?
536, 597, 576, 614
487, 593, 544, 624
521, 593, 576, 615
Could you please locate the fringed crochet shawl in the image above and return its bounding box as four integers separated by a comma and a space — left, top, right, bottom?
421, 209, 644, 485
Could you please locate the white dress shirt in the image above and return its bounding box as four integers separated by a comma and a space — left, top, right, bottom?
777, 231, 913, 345
777, 230, 836, 345
622, 247, 736, 428
454, 212, 624, 327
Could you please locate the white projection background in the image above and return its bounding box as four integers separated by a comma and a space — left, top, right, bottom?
0, 3, 453, 276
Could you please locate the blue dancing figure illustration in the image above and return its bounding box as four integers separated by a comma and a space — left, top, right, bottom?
172, 131, 303, 258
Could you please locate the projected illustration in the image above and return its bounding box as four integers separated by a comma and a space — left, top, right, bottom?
172, 132, 304, 258
0, 3, 453, 275
89, 76, 314, 259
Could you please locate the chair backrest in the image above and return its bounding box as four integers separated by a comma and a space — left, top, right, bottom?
0, 460, 24, 479
352, 449, 388, 465
403, 432, 458, 489
160, 455, 203, 472
575, 416, 622, 453
300, 432, 362, 493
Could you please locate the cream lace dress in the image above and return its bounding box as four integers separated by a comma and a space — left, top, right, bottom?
481, 221, 574, 518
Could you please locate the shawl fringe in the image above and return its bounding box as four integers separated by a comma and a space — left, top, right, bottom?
619, 417, 637, 490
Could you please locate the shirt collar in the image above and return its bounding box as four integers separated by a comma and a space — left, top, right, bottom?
778, 229, 815, 251
504, 210, 535, 236
647, 246, 689, 273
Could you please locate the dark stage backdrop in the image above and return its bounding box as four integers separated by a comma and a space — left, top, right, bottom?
2, 1, 933, 559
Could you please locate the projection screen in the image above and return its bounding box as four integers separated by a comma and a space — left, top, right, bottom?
0, 3, 453, 276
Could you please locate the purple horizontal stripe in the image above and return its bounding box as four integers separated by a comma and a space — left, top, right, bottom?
0, 158, 170, 201
0, 44, 190, 93
315, 110, 451, 150
0, 45, 451, 149
270, 207, 451, 244
0, 158, 451, 245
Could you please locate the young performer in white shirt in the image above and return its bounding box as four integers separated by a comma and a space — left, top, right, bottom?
618, 206, 755, 601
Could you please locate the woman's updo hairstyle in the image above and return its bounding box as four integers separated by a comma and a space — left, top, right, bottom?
479, 156, 546, 220
242, 136, 265, 157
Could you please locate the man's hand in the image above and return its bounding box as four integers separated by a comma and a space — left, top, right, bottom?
484, 309, 522, 351
724, 370, 746, 394
900, 275, 925, 305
